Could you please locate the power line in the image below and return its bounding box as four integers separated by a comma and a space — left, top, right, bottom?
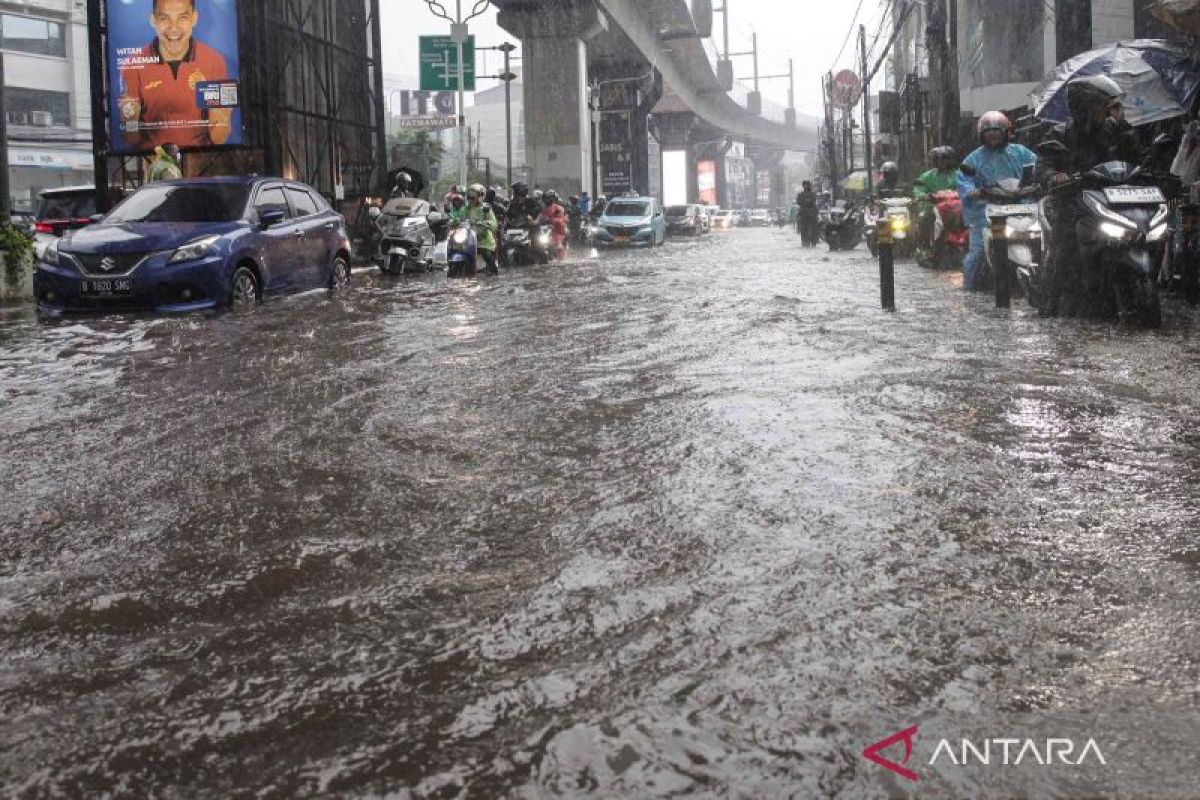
829, 0, 868, 71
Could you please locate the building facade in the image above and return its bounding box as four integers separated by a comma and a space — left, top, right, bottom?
2, 0, 93, 212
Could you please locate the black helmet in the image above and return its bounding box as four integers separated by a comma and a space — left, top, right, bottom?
880, 162, 900, 182
485, 186, 497, 202
977, 111, 1012, 146
393, 171, 414, 193
1066, 75, 1124, 128
543, 189, 560, 204
162, 143, 181, 161
511, 181, 529, 197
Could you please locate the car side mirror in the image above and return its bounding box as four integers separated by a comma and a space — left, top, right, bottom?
88, 213, 105, 224
260, 209, 287, 229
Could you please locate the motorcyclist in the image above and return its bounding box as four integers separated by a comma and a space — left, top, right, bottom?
797, 181, 820, 247
913, 147, 960, 250
148, 143, 182, 182
591, 194, 608, 221
504, 182, 539, 230
1039, 76, 1142, 315
957, 111, 1037, 291
875, 162, 906, 199
578, 190, 592, 217
391, 171, 415, 199
538, 189, 568, 259
449, 183, 500, 275
567, 195, 585, 243
485, 185, 507, 222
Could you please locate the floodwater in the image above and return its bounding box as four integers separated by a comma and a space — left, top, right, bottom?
2, 229, 1198, 798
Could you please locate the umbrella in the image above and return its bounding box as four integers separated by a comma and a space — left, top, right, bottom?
1033, 39, 1200, 126
840, 170, 870, 192
1152, 0, 1200, 37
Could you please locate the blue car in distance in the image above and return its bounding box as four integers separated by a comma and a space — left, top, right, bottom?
35, 177, 352, 313
590, 196, 667, 247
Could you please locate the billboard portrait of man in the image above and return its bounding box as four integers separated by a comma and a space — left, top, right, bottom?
111, 0, 242, 153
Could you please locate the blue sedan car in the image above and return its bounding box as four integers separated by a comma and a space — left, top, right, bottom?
35, 177, 352, 313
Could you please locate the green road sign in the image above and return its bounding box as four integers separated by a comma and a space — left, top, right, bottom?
420, 36, 476, 92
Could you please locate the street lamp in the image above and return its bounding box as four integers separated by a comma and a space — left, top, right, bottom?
422, 0, 491, 190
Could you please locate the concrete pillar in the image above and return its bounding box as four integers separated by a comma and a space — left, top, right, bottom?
497, 3, 607, 197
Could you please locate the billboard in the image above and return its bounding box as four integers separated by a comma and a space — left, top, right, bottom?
697, 160, 717, 206
599, 111, 634, 197
108, 0, 243, 154
390, 90, 455, 131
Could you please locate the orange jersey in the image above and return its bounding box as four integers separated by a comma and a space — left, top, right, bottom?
118, 38, 230, 150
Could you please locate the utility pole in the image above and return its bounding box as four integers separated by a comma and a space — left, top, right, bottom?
824, 71, 838, 199
423, 0, 490, 190
752, 32, 759, 95
860, 23, 873, 197
0, 53, 10, 222
499, 42, 516, 188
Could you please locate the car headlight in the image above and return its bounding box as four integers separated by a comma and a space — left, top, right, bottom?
168, 235, 220, 264
451, 228, 469, 245
42, 239, 60, 267
1099, 221, 1130, 240
1147, 223, 1169, 242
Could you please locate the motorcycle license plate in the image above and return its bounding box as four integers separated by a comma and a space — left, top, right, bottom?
1103, 186, 1165, 205
987, 204, 1038, 218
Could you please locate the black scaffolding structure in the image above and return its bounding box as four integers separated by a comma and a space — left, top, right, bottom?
86, 0, 386, 213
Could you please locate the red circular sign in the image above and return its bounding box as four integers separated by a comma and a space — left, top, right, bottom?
832, 69, 862, 109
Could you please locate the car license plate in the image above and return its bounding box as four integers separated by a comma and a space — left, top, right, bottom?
81, 278, 133, 297
614, 234, 629, 243
1104, 186, 1165, 205
987, 204, 1038, 218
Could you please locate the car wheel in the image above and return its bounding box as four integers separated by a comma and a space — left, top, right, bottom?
329, 254, 351, 290
229, 265, 260, 310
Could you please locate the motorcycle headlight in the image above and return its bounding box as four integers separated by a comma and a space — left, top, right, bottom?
451, 228, 469, 245
890, 216, 909, 231
1099, 221, 1130, 240
538, 233, 551, 246
1147, 223, 1169, 242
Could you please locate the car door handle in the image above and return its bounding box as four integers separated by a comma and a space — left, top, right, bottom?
323, 222, 337, 230
293, 230, 305, 238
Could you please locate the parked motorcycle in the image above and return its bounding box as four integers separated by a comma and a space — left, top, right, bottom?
501, 224, 554, 267
1042, 160, 1170, 327
370, 198, 441, 275
822, 203, 864, 252
915, 189, 968, 271
446, 222, 480, 279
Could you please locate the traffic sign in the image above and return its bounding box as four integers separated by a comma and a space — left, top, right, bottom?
420, 36, 476, 92
832, 69, 862, 109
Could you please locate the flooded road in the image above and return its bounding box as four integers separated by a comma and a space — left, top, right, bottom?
2, 229, 1199, 798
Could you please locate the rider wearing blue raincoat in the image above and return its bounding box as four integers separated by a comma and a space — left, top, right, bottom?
957, 111, 1037, 291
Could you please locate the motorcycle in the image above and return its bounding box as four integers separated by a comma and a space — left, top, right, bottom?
866, 198, 915, 259
501, 224, 554, 267
1041, 160, 1170, 327
822, 202, 865, 252
370, 198, 441, 275
981, 175, 1043, 304
915, 189, 968, 271
446, 221, 480, 279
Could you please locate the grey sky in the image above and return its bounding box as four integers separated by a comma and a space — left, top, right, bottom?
383, 0, 888, 116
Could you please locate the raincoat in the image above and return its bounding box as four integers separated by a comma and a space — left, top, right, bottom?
913, 168, 959, 207
148, 147, 182, 182
450, 202, 498, 252
957, 143, 1037, 289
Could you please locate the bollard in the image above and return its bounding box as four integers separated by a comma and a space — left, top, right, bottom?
878, 221, 896, 311
991, 216, 1011, 309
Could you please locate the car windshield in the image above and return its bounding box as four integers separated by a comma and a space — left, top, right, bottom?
606, 201, 650, 218
666, 205, 689, 217
104, 184, 252, 224
38, 192, 95, 221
